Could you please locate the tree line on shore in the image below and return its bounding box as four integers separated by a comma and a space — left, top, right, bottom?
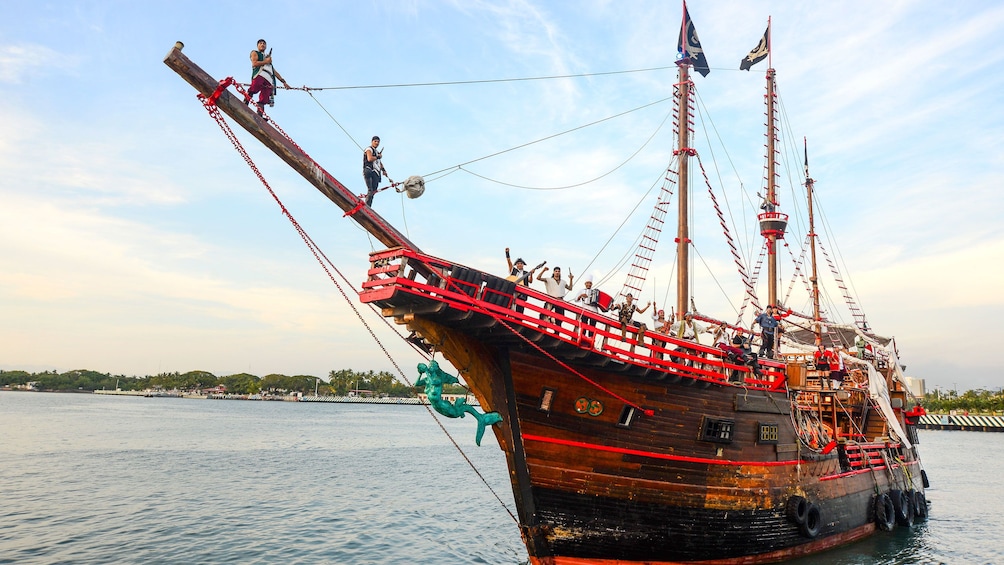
921, 388, 1004, 414
0, 368, 468, 397
6, 368, 998, 413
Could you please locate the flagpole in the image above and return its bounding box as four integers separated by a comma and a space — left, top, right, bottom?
681, 0, 688, 49
767, 16, 772, 69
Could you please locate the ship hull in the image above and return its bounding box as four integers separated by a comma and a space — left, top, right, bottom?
407, 318, 924, 563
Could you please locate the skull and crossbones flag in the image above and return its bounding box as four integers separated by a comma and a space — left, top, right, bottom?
740, 23, 770, 71
677, 3, 710, 77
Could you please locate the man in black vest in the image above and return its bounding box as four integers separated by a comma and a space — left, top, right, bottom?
363, 136, 389, 206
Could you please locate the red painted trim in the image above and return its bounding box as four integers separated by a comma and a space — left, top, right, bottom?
523, 433, 803, 467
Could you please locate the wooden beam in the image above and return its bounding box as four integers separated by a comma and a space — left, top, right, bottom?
163, 43, 420, 253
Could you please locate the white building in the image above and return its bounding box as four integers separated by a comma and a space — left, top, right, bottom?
903, 376, 925, 398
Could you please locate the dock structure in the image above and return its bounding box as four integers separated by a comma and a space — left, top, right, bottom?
918, 414, 1004, 432
300, 396, 422, 405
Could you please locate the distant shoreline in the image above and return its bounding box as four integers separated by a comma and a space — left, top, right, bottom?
99, 389, 429, 404
2, 388, 473, 406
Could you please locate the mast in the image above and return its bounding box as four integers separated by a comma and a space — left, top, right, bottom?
757, 20, 787, 309
163, 44, 420, 253
804, 139, 822, 345
676, 61, 691, 320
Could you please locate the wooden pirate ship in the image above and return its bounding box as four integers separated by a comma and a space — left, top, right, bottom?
165, 9, 928, 562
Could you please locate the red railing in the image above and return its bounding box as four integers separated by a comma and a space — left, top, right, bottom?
841, 442, 901, 470
361, 248, 787, 389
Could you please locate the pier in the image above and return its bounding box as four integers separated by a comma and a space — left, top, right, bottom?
918, 414, 1004, 432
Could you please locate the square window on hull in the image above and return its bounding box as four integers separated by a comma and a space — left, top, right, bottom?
701, 417, 735, 444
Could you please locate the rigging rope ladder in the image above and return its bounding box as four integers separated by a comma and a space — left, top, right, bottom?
697, 153, 758, 321
818, 239, 870, 332
782, 235, 813, 308
739, 242, 767, 325
618, 173, 674, 300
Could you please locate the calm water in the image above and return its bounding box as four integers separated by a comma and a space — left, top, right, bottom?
1, 392, 1002, 564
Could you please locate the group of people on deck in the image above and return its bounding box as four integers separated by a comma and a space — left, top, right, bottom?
495, 247, 871, 387
501, 248, 792, 370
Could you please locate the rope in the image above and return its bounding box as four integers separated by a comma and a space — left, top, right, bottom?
198, 87, 517, 524
236, 79, 650, 417
697, 153, 757, 317
420, 95, 674, 181
457, 98, 675, 191
243, 64, 680, 92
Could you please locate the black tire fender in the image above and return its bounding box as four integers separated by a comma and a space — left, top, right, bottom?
891, 489, 915, 527
786, 495, 808, 525
914, 490, 928, 519
799, 503, 821, 538
874, 493, 895, 531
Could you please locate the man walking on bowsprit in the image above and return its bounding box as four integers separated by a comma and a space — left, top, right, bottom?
247, 39, 289, 116
363, 136, 391, 206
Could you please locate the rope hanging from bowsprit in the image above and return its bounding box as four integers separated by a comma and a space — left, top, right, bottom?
194, 84, 517, 524
196, 80, 432, 372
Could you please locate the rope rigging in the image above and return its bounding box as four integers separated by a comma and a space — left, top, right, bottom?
288, 72, 679, 192
419, 95, 675, 188
255, 64, 680, 92
230, 87, 660, 418
253, 55, 873, 349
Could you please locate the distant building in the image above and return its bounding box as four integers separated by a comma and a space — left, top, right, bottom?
418, 393, 479, 406
903, 376, 925, 398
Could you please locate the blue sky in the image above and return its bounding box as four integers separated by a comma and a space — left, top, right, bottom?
2, 1, 1002, 391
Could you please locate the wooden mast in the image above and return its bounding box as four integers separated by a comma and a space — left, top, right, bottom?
757, 19, 787, 311
765, 66, 778, 307
162, 43, 420, 253
804, 138, 822, 345
676, 61, 691, 320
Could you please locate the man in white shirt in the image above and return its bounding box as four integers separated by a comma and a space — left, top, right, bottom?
537, 266, 573, 327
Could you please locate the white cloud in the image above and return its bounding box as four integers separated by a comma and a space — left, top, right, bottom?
0, 43, 77, 84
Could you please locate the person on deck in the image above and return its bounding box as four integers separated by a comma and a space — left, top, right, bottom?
363, 136, 390, 207
855, 335, 873, 360
829, 350, 848, 389
712, 324, 731, 348
813, 344, 831, 370
652, 309, 671, 335
606, 293, 651, 351
670, 312, 710, 367
574, 275, 600, 338
721, 334, 761, 381
813, 345, 840, 389
754, 304, 779, 358
506, 248, 540, 315
671, 312, 709, 343
247, 39, 289, 116
505, 248, 539, 287
537, 266, 574, 326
